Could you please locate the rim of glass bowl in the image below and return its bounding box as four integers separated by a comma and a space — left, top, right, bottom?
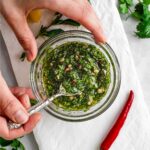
30, 30, 121, 122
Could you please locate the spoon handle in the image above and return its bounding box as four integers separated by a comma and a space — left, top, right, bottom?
28, 93, 63, 115
8, 93, 63, 129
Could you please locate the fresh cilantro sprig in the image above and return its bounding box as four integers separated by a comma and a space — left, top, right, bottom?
0, 137, 25, 150
118, 0, 150, 38
136, 20, 150, 38
119, 0, 133, 14
133, 2, 150, 38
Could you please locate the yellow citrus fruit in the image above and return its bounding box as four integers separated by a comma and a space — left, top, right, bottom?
28, 9, 42, 22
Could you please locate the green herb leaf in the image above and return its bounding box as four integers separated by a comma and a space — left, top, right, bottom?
0, 138, 25, 150
51, 12, 80, 26
131, 12, 142, 20
119, 0, 126, 3
52, 19, 80, 26
136, 20, 150, 38
0, 148, 6, 150
43, 29, 64, 37
51, 13, 63, 25
20, 52, 26, 61
37, 26, 64, 38
135, 2, 144, 16
119, 3, 128, 14
118, 0, 150, 39
30, 99, 38, 106
126, 0, 133, 5
143, 0, 150, 4
118, 0, 133, 14
133, 2, 150, 38
0, 137, 13, 147
11, 140, 20, 148
19, 142, 25, 150
133, 2, 150, 20
119, 0, 133, 6
143, 4, 150, 21
11, 139, 25, 150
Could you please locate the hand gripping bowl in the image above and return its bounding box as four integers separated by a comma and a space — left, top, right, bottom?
30, 30, 121, 122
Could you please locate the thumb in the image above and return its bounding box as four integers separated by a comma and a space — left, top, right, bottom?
2, 8, 37, 61
0, 74, 29, 124
3, 96, 29, 124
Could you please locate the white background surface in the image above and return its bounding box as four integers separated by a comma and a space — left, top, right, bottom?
0, 1, 150, 150
122, 18, 150, 107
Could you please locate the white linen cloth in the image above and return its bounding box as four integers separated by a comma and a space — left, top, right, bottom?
1, 0, 150, 149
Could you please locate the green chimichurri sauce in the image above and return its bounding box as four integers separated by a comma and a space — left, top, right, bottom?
42, 42, 111, 111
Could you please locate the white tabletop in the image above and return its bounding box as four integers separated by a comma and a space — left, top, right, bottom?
122, 18, 150, 108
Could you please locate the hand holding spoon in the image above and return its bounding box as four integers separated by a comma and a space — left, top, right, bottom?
8, 85, 81, 129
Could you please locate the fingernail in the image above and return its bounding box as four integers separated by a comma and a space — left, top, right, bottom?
99, 34, 107, 43
26, 51, 33, 62
14, 110, 29, 124
101, 36, 107, 43
94, 34, 107, 44
23, 94, 31, 107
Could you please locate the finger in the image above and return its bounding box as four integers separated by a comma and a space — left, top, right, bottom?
25, 0, 106, 42
0, 75, 29, 124
9, 113, 41, 140
2, 98, 29, 124
43, 0, 106, 43
10, 87, 35, 99
23, 113, 41, 132
2, 7, 37, 61
0, 113, 41, 140
18, 94, 31, 110
0, 116, 9, 139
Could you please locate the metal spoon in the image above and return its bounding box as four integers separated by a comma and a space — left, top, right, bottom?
8, 85, 81, 129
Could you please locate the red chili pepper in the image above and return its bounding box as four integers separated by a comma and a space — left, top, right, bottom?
100, 90, 134, 150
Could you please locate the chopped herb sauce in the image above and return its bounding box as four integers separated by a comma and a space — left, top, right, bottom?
42, 42, 111, 111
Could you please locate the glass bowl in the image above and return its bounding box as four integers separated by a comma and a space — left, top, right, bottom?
30, 30, 121, 121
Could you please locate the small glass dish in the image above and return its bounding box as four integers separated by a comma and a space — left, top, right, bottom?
30, 30, 121, 122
